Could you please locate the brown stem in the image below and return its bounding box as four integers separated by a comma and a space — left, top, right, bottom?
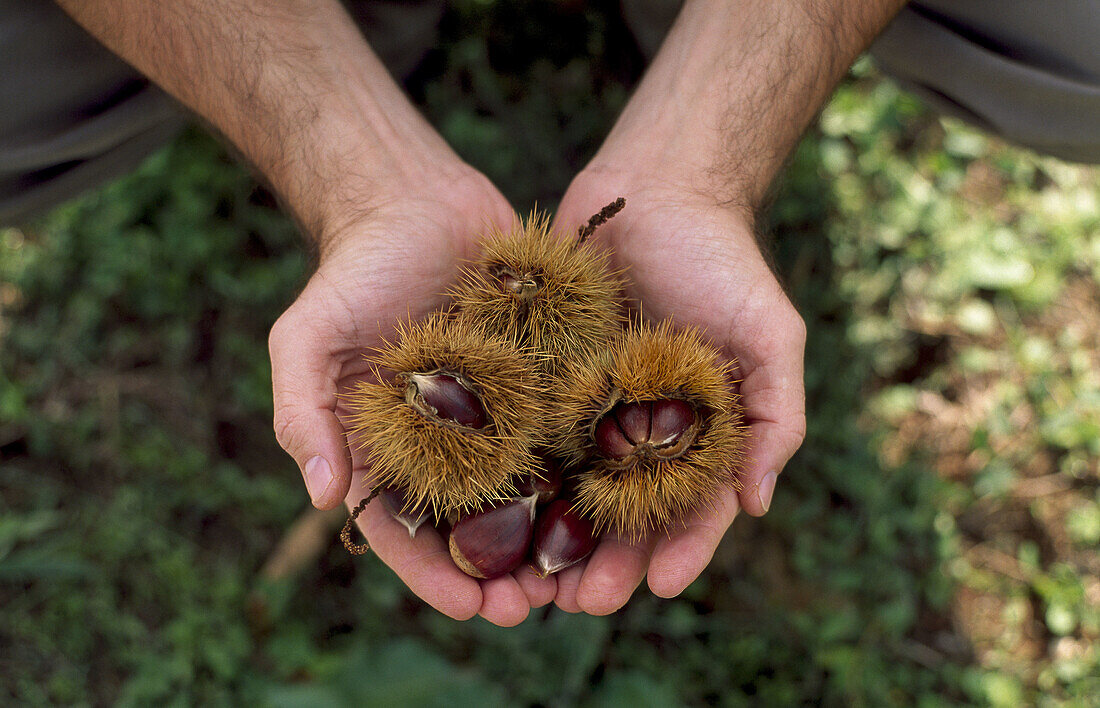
576, 197, 626, 245
340, 486, 382, 555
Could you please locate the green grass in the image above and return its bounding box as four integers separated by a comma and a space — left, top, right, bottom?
2, 2, 1098, 706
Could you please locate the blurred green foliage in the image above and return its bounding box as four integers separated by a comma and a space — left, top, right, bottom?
2, 2, 1098, 706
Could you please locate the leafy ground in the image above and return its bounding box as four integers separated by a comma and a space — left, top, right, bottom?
1, 2, 1098, 706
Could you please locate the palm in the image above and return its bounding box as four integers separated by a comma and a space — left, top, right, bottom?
605, 199, 778, 327
307, 199, 503, 384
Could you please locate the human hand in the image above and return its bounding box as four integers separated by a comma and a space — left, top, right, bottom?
549, 171, 807, 615
268, 168, 561, 626
533, 0, 908, 615
53, 0, 561, 625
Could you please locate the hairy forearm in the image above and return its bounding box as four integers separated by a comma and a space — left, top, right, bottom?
594, 0, 908, 213
54, 0, 460, 239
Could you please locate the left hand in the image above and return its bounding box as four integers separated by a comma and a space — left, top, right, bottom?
269, 166, 559, 627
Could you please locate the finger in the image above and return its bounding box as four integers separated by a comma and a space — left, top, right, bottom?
270, 307, 353, 510
737, 420, 803, 515
726, 304, 806, 517
552, 563, 586, 614
513, 564, 558, 609
576, 534, 656, 615
734, 356, 806, 516
478, 575, 532, 627
647, 484, 741, 598
352, 487, 483, 621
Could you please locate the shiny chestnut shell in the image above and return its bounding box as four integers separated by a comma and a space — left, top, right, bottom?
405, 372, 488, 429
532, 500, 597, 577
514, 456, 564, 504
593, 398, 699, 464
379, 486, 432, 538
448, 496, 537, 579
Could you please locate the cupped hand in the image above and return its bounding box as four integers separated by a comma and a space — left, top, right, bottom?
550, 170, 807, 615
268, 169, 557, 626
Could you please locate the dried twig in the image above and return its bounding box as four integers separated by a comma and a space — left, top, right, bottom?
577, 197, 626, 245
340, 487, 382, 555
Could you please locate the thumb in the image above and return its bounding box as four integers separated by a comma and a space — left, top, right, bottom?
268, 307, 353, 510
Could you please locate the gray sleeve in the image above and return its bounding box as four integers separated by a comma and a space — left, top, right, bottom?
870, 0, 1100, 164
0, 0, 187, 225
0, 0, 444, 227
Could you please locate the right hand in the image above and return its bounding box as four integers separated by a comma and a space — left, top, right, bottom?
549, 168, 807, 616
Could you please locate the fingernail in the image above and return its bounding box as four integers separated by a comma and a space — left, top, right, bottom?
303, 456, 334, 505
756, 471, 778, 513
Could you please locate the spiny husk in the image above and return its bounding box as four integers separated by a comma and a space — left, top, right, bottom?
449, 212, 624, 373
343, 312, 548, 516
553, 320, 747, 540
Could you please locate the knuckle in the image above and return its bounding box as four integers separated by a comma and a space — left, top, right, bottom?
272, 406, 309, 455
787, 309, 808, 347
268, 310, 295, 353
789, 412, 808, 446
772, 299, 806, 350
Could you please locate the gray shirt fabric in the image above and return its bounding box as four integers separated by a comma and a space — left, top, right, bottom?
1, 0, 1098, 226
871, 0, 1100, 163
0, 0, 185, 225
0, 0, 443, 226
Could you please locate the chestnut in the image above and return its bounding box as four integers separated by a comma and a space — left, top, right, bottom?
405, 371, 487, 429
379, 486, 432, 539
448, 495, 538, 579
490, 264, 539, 300
532, 500, 597, 577
514, 455, 563, 505
593, 398, 699, 464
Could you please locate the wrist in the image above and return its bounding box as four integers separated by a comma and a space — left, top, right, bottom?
309, 160, 512, 266
241, 53, 472, 242
583, 4, 771, 213
276, 117, 474, 247
571, 151, 758, 227
585, 0, 909, 216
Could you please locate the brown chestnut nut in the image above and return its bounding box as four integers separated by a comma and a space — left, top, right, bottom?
532, 500, 597, 577
379, 486, 432, 539
514, 456, 563, 504
449, 495, 538, 579
593, 399, 699, 464
405, 371, 487, 429
490, 264, 539, 300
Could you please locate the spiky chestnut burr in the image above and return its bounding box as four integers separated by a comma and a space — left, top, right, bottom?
448, 205, 625, 373
342, 313, 547, 516
552, 320, 747, 540
532, 499, 597, 577
449, 495, 538, 579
